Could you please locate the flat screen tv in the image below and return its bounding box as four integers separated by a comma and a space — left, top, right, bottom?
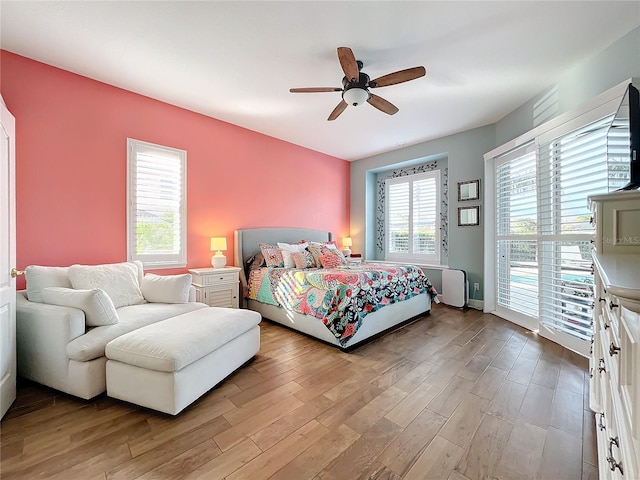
613, 83, 640, 190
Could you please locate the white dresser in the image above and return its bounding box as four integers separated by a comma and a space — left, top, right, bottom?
589, 191, 640, 479
189, 266, 241, 309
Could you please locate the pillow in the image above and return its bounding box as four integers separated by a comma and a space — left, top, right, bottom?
25, 265, 72, 303
291, 250, 315, 269
68, 262, 145, 308
308, 244, 346, 267
141, 273, 192, 304
41, 287, 118, 327
308, 241, 347, 265
259, 243, 284, 268
277, 242, 309, 268
246, 252, 265, 271
319, 253, 343, 269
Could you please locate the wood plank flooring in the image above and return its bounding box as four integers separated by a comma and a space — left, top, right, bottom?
0, 304, 598, 479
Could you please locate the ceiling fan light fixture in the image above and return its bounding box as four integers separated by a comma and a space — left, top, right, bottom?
343, 87, 369, 107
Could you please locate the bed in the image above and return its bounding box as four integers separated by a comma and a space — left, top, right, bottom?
234, 227, 437, 351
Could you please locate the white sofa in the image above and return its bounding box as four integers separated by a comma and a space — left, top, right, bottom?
16, 261, 210, 400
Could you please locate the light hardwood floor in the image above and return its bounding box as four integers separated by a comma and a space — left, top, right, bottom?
0, 304, 598, 480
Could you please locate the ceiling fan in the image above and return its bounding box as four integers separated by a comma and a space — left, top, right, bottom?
290, 47, 426, 121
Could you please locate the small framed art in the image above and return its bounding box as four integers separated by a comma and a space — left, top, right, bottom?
458, 179, 480, 201
458, 206, 480, 226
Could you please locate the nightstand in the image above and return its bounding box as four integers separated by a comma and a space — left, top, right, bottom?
188, 266, 241, 308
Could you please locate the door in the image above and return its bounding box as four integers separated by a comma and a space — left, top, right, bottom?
0, 96, 17, 419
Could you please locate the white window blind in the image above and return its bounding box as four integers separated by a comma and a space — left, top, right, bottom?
537, 117, 612, 342
493, 116, 615, 345
496, 143, 539, 319
127, 139, 187, 268
385, 171, 440, 263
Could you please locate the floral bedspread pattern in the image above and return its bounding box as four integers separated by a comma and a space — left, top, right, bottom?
246, 263, 438, 346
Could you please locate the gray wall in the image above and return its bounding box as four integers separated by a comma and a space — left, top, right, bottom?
350, 26, 640, 302
351, 125, 495, 298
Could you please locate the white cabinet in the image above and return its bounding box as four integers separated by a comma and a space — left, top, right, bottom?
189, 267, 241, 309
589, 191, 640, 479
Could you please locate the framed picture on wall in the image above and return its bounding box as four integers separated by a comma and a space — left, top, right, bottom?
458, 206, 480, 226
458, 179, 480, 201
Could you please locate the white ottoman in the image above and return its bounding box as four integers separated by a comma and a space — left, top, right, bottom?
105, 307, 261, 415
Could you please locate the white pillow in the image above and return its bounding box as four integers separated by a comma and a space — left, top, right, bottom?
141, 273, 192, 304
277, 242, 309, 268
42, 287, 119, 327
25, 265, 72, 303
68, 262, 145, 309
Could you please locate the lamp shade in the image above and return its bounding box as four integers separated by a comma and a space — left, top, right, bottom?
343, 237, 353, 248
343, 88, 369, 106
210, 237, 227, 251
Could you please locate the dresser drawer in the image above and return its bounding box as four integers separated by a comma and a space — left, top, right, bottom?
202, 271, 238, 285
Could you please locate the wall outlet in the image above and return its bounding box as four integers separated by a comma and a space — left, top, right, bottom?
473, 282, 480, 291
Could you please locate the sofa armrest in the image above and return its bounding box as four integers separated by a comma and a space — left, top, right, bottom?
16, 291, 87, 389
189, 285, 196, 303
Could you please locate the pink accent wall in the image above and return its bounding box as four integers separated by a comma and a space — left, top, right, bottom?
0, 51, 350, 289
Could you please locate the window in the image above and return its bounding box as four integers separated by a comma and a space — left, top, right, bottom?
491, 115, 617, 353
385, 170, 440, 263
127, 138, 187, 268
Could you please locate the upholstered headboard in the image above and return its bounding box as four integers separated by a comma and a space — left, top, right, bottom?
234, 227, 332, 293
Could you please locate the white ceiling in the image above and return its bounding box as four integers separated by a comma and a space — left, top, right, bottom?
1, 1, 639, 161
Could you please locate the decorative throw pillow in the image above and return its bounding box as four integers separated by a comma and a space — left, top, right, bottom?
141, 273, 192, 304
319, 253, 342, 269
277, 242, 309, 268
68, 262, 145, 308
246, 252, 266, 271
291, 250, 315, 269
308, 241, 347, 266
259, 243, 284, 268
41, 287, 119, 327
25, 265, 72, 303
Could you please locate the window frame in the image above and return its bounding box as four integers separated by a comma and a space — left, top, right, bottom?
126, 138, 187, 269
384, 170, 441, 264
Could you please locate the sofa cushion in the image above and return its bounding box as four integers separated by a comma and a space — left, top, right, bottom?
141, 273, 192, 304
42, 287, 119, 327
69, 262, 145, 308
105, 308, 262, 372
25, 266, 72, 303
66, 302, 207, 362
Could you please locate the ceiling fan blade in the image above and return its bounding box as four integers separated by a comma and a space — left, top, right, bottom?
367, 94, 399, 115
370, 66, 426, 88
328, 100, 348, 121
290, 87, 343, 93
337, 47, 359, 82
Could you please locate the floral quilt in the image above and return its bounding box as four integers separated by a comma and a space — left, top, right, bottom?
246, 263, 438, 346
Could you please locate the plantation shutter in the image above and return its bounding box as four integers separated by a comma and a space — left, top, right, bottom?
413, 176, 438, 255
537, 117, 612, 342
128, 139, 187, 268
387, 182, 410, 254
495, 143, 539, 324
385, 171, 440, 263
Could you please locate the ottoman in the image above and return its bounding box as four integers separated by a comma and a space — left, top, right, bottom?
105, 307, 261, 415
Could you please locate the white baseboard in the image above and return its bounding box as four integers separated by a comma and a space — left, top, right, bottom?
467, 299, 484, 310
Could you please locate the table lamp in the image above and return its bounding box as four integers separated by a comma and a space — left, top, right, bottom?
342, 237, 352, 257
210, 237, 227, 268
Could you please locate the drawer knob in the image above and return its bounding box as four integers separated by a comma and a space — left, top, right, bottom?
609, 343, 621, 356
604, 322, 610, 330
609, 301, 619, 310
598, 358, 606, 373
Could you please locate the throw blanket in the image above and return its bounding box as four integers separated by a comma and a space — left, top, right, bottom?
247, 263, 438, 346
